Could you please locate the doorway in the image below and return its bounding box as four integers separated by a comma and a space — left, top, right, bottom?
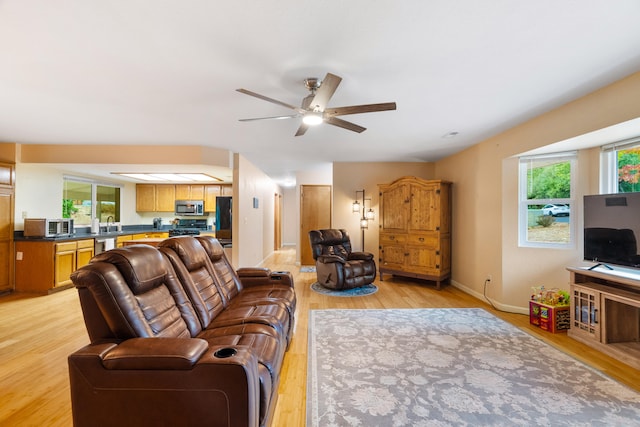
274, 193, 282, 250
300, 185, 332, 266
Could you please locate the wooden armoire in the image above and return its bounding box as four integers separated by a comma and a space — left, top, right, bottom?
378, 176, 451, 289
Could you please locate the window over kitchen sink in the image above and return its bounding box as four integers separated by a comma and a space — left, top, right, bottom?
63, 177, 121, 226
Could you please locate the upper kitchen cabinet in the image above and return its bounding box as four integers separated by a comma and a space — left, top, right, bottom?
0, 162, 15, 188
204, 184, 232, 212
204, 185, 221, 212
136, 184, 176, 212
175, 184, 204, 200
155, 185, 176, 211
136, 184, 230, 213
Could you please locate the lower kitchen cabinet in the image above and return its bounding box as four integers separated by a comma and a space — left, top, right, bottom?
75, 239, 95, 270
54, 241, 77, 288
15, 238, 95, 293
116, 234, 132, 248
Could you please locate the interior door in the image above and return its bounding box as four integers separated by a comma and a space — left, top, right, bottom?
300, 185, 332, 266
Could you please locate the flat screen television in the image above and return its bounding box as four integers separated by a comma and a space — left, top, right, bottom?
584, 192, 640, 270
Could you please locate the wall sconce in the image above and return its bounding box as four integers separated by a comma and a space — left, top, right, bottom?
353, 189, 374, 249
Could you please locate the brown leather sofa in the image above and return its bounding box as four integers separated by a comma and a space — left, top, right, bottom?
68, 236, 296, 427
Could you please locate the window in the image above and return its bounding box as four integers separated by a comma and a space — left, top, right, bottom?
601, 138, 640, 194
63, 177, 121, 226
519, 152, 576, 247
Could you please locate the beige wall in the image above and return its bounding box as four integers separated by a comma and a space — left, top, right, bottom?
19, 144, 232, 168
293, 163, 333, 265
435, 71, 640, 312
333, 162, 435, 255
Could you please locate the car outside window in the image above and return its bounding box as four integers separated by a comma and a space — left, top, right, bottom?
519, 153, 575, 248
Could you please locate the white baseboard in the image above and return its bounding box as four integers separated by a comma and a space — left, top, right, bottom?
450, 279, 529, 315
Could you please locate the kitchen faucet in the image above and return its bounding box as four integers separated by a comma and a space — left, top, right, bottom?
106, 215, 114, 233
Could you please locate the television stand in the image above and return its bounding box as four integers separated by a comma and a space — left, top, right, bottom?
588, 262, 613, 271
567, 266, 640, 370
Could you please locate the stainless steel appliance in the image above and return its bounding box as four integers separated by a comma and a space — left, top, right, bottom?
169, 219, 208, 237
175, 200, 204, 216
153, 217, 163, 229
215, 196, 232, 239
24, 218, 74, 237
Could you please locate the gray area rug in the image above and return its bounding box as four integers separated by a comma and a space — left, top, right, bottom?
307, 308, 640, 426
300, 266, 316, 273
310, 282, 378, 297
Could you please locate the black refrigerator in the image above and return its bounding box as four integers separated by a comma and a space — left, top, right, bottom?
215, 196, 232, 240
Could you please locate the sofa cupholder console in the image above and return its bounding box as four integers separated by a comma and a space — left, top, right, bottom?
214, 347, 238, 358
68, 236, 296, 427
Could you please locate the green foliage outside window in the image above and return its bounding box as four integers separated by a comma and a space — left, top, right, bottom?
618, 148, 640, 193
527, 161, 571, 200
62, 199, 78, 218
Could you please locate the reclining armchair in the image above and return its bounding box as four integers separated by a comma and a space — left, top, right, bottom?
308, 229, 376, 290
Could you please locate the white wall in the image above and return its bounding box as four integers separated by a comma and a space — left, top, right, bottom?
233, 154, 281, 268
282, 186, 297, 246
14, 163, 141, 229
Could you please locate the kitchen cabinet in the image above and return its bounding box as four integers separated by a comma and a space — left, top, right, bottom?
76, 239, 95, 270
136, 184, 176, 212
155, 185, 176, 211
204, 185, 222, 212
204, 184, 232, 212
116, 234, 132, 248
15, 238, 95, 293
54, 241, 77, 288
117, 232, 168, 247
175, 184, 204, 200
136, 184, 156, 212
378, 177, 451, 289
0, 163, 15, 293
137, 183, 230, 213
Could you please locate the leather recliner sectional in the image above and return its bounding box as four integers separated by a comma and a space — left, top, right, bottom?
68, 236, 296, 427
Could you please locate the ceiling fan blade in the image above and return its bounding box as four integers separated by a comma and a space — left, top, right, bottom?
308, 73, 342, 111
324, 116, 366, 133
236, 88, 305, 113
239, 114, 299, 122
324, 102, 397, 117
294, 123, 309, 137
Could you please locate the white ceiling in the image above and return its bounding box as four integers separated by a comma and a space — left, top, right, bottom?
2, 1, 640, 186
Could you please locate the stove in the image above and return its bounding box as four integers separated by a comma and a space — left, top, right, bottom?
169, 228, 201, 237
169, 219, 208, 237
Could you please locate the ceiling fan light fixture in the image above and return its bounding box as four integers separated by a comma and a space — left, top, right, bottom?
302, 111, 323, 125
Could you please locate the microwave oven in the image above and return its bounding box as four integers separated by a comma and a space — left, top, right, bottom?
175, 200, 204, 216
24, 218, 74, 237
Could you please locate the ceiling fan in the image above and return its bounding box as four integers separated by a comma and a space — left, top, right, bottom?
236, 72, 396, 136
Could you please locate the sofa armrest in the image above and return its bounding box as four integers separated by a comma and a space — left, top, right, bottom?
102, 337, 208, 370
237, 267, 294, 288
348, 251, 374, 261
69, 342, 261, 427
317, 254, 346, 264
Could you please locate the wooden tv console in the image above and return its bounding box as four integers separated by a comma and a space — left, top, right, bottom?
567, 266, 640, 370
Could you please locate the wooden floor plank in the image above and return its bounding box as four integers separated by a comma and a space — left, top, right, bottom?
1, 247, 638, 426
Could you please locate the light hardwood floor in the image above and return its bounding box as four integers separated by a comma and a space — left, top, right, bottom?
1, 247, 639, 426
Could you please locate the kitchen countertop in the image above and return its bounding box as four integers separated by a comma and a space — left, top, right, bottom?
14, 226, 218, 242
14, 227, 173, 242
